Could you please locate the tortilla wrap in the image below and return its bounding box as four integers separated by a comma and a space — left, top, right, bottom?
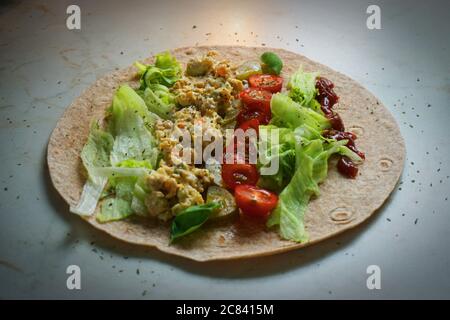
47, 46, 405, 261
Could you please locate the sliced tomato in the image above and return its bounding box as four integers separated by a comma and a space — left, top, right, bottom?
248, 74, 283, 93
236, 109, 270, 126
234, 185, 278, 218
239, 88, 272, 114
222, 164, 259, 190
237, 118, 260, 135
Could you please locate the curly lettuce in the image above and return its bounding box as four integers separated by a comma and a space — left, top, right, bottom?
266, 125, 362, 242
287, 67, 321, 112
136, 51, 182, 89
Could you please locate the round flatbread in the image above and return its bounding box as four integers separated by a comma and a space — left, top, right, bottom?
47, 46, 405, 261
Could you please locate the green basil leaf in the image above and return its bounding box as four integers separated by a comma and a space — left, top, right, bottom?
170, 202, 220, 243
260, 52, 283, 75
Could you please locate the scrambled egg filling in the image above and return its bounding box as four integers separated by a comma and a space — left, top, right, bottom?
145, 51, 243, 220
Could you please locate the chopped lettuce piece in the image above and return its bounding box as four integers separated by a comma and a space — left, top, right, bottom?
287, 67, 319, 109
257, 126, 296, 192
95, 163, 152, 223
267, 125, 361, 242
109, 85, 159, 168
137, 51, 182, 89
143, 85, 175, 119
73, 84, 160, 221
70, 123, 114, 216
110, 85, 160, 132
97, 197, 134, 223
270, 93, 330, 130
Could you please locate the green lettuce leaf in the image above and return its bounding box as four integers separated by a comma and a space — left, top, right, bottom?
70, 123, 114, 216
270, 93, 330, 131
137, 51, 182, 89
95, 163, 152, 223
257, 126, 296, 192
267, 125, 360, 242
143, 85, 175, 119
109, 85, 159, 168
287, 67, 319, 109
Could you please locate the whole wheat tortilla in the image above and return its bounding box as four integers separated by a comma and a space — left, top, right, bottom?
47, 46, 405, 261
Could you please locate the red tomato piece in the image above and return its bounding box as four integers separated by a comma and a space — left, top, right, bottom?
248, 74, 283, 93
222, 164, 259, 190
236, 109, 270, 126
237, 118, 260, 135
234, 185, 278, 218
239, 88, 272, 114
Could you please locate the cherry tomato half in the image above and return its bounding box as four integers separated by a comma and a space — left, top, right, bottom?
239, 88, 272, 114
234, 185, 278, 218
237, 118, 260, 135
222, 164, 259, 190
236, 109, 270, 126
248, 74, 283, 93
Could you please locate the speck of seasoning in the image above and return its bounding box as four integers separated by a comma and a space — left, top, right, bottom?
124, 256, 129, 260
142, 290, 147, 296
92, 248, 98, 253
192, 25, 197, 29
16, 195, 20, 199
410, 162, 414, 165
261, 43, 266, 46
416, 78, 420, 82
152, 283, 156, 287
119, 270, 123, 273
328, 291, 332, 295
411, 180, 415, 183
414, 218, 418, 225
120, 51, 124, 55
386, 218, 391, 222
136, 269, 140, 275
3, 187, 7, 191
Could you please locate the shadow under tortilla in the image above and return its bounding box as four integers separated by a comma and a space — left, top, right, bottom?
43, 143, 401, 279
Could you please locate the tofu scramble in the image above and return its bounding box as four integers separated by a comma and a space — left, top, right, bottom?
146, 51, 244, 221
